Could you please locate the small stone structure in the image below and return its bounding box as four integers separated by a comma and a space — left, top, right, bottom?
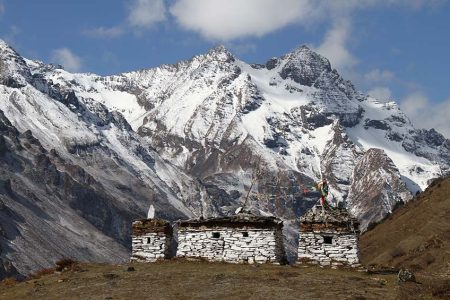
176, 214, 286, 264
297, 205, 360, 267
131, 218, 173, 262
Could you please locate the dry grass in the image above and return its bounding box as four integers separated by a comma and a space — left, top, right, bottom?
29, 268, 55, 280
1, 260, 446, 299
360, 177, 450, 277
0, 260, 412, 300
431, 279, 450, 298
25, 259, 85, 282
0, 278, 18, 287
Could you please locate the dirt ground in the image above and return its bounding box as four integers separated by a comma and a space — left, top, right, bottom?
0, 260, 444, 300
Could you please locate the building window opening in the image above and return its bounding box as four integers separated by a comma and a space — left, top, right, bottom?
147, 237, 151, 244
323, 236, 333, 244
212, 232, 220, 238
242, 232, 249, 237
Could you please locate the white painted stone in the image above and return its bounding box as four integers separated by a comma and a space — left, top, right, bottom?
176, 227, 284, 264
297, 231, 360, 267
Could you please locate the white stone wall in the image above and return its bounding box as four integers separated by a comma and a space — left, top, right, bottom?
131, 232, 170, 262
177, 228, 285, 264
297, 232, 360, 267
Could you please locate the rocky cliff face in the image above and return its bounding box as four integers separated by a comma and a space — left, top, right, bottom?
347, 148, 412, 231
0, 40, 211, 277
0, 39, 449, 277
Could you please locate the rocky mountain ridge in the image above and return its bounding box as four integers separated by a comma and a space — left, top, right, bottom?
0, 39, 449, 277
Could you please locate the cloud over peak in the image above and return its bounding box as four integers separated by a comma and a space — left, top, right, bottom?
400, 92, 450, 138
83, 26, 124, 39
168, 0, 443, 41
170, 0, 311, 41
312, 19, 357, 71
128, 0, 166, 29
51, 48, 82, 72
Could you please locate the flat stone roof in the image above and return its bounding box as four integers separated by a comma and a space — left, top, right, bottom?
178, 214, 283, 230
300, 205, 360, 232
132, 218, 172, 236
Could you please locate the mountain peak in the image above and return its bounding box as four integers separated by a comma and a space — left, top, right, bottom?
205, 45, 235, 63
283, 45, 331, 70
0, 39, 17, 56
273, 45, 332, 86
297, 44, 312, 51
211, 44, 229, 53
0, 38, 31, 86
0, 38, 9, 48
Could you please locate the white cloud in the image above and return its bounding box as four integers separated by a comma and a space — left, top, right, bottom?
312, 19, 358, 70
400, 92, 450, 138
170, 0, 313, 41
0, 3, 5, 15
169, 0, 443, 41
368, 87, 393, 101
51, 48, 82, 72
400, 92, 428, 116
83, 26, 124, 39
364, 69, 395, 82
128, 0, 166, 29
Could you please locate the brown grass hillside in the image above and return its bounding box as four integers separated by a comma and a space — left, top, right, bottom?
0, 260, 406, 300
360, 176, 450, 279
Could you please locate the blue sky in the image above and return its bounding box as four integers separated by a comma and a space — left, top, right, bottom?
1, 0, 449, 137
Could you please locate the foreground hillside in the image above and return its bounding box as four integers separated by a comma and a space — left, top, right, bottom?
0, 260, 432, 300
360, 176, 450, 278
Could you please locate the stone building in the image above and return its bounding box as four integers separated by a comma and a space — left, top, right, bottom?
176, 214, 286, 264
297, 205, 360, 267
131, 218, 173, 262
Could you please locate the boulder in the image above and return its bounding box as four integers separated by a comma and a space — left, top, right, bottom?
398, 268, 416, 283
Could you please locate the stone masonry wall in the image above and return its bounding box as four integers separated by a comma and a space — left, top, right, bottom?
297, 232, 359, 267
177, 228, 285, 264
131, 232, 170, 262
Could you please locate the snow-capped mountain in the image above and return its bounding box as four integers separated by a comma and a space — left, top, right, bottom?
0, 39, 449, 276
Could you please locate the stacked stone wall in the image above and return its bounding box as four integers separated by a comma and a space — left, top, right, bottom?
297, 231, 359, 267
132, 232, 171, 262
177, 228, 285, 264
131, 218, 172, 262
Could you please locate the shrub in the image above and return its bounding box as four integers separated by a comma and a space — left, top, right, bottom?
390, 247, 406, 258
27, 267, 56, 280
1, 277, 18, 286
55, 258, 77, 272
34, 267, 55, 277
423, 254, 435, 265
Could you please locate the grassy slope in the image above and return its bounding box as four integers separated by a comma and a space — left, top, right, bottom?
0, 261, 402, 300
360, 177, 450, 278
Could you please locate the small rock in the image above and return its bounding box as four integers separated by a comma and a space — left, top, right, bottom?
398, 268, 416, 283
125, 266, 135, 272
